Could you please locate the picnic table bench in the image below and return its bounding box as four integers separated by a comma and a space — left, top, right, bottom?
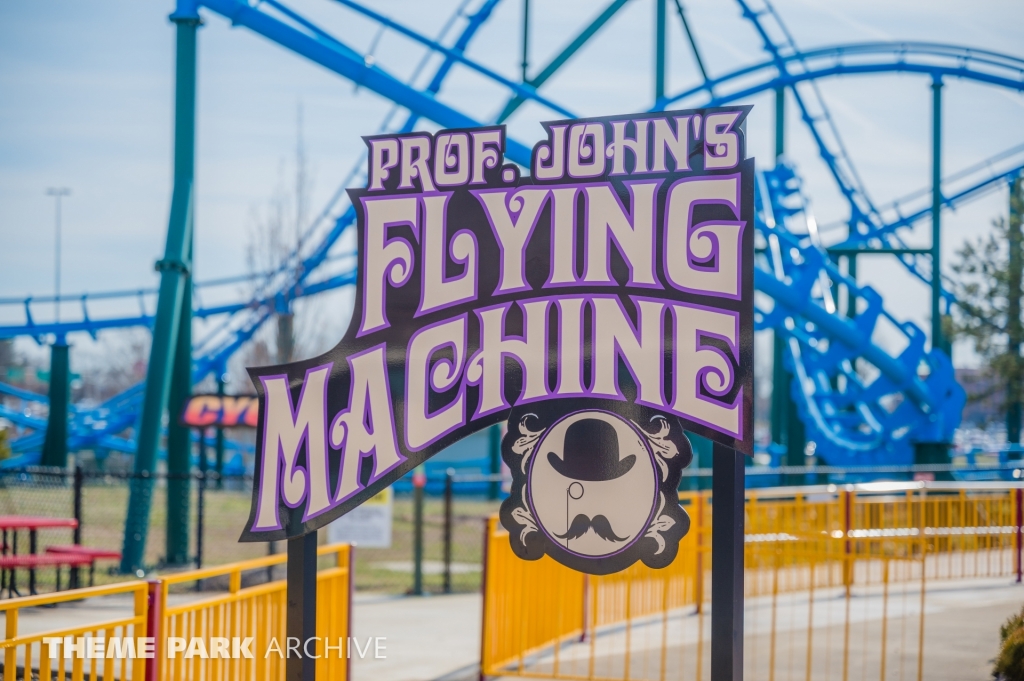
46, 546, 122, 587
0, 516, 78, 596
0, 553, 92, 597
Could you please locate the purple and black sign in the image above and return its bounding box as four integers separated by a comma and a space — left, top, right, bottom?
241, 107, 754, 574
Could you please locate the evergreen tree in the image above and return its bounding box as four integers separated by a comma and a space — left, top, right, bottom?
950, 176, 1024, 443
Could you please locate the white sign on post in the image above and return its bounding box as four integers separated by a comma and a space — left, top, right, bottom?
326, 487, 393, 548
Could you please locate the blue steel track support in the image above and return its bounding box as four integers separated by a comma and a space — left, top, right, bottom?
121, 5, 199, 574
40, 337, 70, 467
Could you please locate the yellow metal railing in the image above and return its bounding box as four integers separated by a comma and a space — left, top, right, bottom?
0, 580, 150, 681
482, 483, 1024, 681
0, 543, 352, 681
158, 542, 352, 681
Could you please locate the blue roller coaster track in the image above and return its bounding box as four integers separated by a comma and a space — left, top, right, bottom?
2, 0, 1022, 475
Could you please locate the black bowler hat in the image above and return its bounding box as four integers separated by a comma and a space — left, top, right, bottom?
547, 419, 636, 481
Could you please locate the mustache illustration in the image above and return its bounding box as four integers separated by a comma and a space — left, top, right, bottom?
555, 514, 628, 542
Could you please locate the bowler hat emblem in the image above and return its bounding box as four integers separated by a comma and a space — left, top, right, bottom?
547, 419, 636, 481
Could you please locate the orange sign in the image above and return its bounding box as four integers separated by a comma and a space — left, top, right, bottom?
180, 394, 259, 428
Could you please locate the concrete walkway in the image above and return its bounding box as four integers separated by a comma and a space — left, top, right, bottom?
352, 593, 481, 681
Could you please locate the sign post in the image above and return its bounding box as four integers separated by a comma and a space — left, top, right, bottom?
712, 442, 745, 680
241, 107, 754, 679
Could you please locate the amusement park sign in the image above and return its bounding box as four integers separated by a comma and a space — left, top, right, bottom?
242, 107, 754, 574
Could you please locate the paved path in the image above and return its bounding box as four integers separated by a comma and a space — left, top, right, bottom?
352, 593, 481, 681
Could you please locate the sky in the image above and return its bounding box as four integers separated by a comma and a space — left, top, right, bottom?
1, 0, 1023, 376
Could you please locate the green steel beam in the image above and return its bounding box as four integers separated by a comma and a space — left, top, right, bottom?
847, 254, 858, 318
121, 9, 200, 574
41, 339, 70, 468
770, 86, 788, 450
655, 0, 666, 103
670, 0, 711, 93
520, 0, 530, 83
165, 238, 193, 566
496, 0, 632, 123
931, 78, 948, 354
914, 78, 952, 470
769, 86, 806, 478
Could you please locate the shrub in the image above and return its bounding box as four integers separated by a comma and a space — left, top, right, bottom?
995, 605, 1024, 680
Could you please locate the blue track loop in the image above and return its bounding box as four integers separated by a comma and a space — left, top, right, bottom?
755, 162, 965, 465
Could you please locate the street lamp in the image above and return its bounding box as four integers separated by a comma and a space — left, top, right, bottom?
45, 187, 71, 323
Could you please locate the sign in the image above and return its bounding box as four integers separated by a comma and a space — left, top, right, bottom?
180, 394, 259, 428
326, 487, 392, 548
241, 108, 754, 575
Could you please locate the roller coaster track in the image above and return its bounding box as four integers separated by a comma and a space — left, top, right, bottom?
3, 0, 1020, 466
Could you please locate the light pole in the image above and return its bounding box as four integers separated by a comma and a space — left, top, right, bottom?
45, 187, 71, 322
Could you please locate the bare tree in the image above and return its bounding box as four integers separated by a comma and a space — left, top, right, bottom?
242, 102, 326, 370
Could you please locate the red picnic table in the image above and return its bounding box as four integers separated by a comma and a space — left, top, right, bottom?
0, 516, 78, 596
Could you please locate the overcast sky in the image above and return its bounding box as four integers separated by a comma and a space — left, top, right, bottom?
1, 0, 1023, 371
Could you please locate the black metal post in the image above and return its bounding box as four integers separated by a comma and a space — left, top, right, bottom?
28, 529, 37, 595
286, 531, 318, 681
215, 372, 226, 488
711, 442, 744, 681
73, 465, 83, 544
443, 469, 454, 594
412, 472, 425, 595
196, 470, 205, 571
71, 465, 84, 588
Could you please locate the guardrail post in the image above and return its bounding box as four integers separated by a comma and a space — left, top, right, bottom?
146, 579, 163, 681
443, 469, 454, 594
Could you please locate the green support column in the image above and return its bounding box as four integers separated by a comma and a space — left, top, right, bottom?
654, 0, 667, 104
1007, 175, 1023, 448
930, 78, 949, 355
165, 239, 193, 566
520, 0, 530, 82
686, 432, 714, 490
41, 337, 70, 468
916, 77, 951, 471
847, 255, 857, 317
768, 86, 805, 479
215, 370, 225, 487
121, 5, 200, 574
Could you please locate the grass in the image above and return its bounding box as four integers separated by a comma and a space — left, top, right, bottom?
0, 480, 500, 594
